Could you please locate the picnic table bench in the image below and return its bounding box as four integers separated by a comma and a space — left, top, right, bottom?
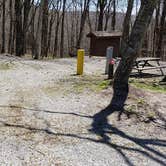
114, 57, 166, 76
133, 57, 166, 75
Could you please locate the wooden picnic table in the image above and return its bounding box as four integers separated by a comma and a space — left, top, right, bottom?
133, 57, 166, 75
115, 57, 166, 75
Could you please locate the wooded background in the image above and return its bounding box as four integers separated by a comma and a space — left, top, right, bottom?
0, 0, 165, 60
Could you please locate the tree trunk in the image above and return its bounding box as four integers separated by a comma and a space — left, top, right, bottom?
97, 0, 106, 31
33, 3, 42, 59
15, 0, 24, 56
47, 12, 54, 55
1, 0, 6, 53
60, 0, 67, 58
53, 1, 62, 58
53, 18, 60, 58
122, 0, 134, 42
76, 0, 90, 49
110, 0, 157, 110
104, 0, 112, 31
111, 0, 116, 31
23, 0, 31, 54
153, 0, 160, 57
8, 0, 13, 54
41, 0, 49, 58
156, 0, 166, 58
31, 6, 37, 58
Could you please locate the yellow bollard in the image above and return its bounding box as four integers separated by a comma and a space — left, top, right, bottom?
77, 49, 84, 75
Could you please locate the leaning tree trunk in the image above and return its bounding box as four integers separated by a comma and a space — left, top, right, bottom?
110, 0, 157, 110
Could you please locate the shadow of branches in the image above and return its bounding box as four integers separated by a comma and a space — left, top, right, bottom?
0, 105, 166, 166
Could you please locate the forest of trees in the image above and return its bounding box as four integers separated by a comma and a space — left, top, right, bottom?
0, 0, 165, 60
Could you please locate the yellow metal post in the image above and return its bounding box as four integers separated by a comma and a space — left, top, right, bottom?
77, 49, 84, 75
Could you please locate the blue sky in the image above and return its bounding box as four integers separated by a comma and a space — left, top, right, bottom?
35, 0, 141, 15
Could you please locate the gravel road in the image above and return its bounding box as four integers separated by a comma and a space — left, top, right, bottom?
0, 55, 165, 166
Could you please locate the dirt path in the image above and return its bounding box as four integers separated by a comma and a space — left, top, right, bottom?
0, 55, 165, 166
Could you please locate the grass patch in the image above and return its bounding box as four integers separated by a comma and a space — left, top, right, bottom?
98, 80, 111, 90
130, 78, 166, 93
42, 75, 111, 96
137, 98, 146, 106
71, 75, 111, 93
146, 111, 156, 120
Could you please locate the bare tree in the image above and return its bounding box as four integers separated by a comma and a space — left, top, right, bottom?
23, 0, 31, 54
97, 0, 107, 31
60, 0, 67, 58
15, 0, 24, 56
1, 0, 6, 53
111, 0, 116, 31
156, 0, 166, 58
76, 0, 91, 49
8, 0, 13, 53
53, 1, 62, 57
47, 7, 55, 55
41, 0, 49, 57
104, 0, 113, 31
153, 0, 161, 56
122, 0, 134, 42
110, 0, 157, 111
0, 0, 163, 61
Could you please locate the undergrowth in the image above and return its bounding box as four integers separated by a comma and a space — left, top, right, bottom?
129, 78, 166, 93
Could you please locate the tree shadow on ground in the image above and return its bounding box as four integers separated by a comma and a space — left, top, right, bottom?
0, 105, 92, 119
89, 106, 166, 165
130, 72, 163, 78
0, 105, 166, 166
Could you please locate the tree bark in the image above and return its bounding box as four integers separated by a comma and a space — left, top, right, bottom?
97, 0, 106, 31
15, 0, 24, 56
23, 0, 31, 54
153, 0, 160, 57
47, 12, 54, 55
111, 0, 116, 31
60, 0, 67, 58
104, 0, 112, 31
53, 17, 60, 58
110, 0, 157, 110
156, 0, 166, 58
8, 0, 13, 54
1, 0, 6, 53
76, 0, 90, 49
41, 0, 49, 58
122, 0, 134, 42
33, 3, 42, 59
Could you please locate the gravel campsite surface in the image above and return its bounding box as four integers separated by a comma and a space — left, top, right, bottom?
0, 55, 165, 166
